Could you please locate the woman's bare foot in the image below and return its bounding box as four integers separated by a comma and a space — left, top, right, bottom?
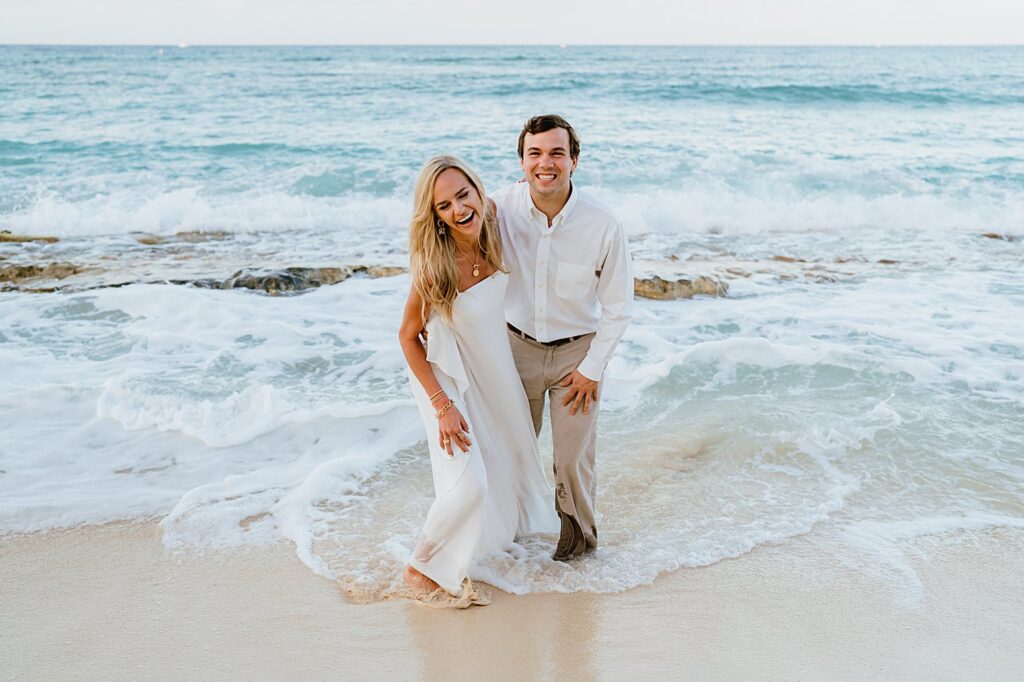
403, 565, 440, 594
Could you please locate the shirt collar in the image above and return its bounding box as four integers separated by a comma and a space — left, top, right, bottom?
524, 181, 579, 233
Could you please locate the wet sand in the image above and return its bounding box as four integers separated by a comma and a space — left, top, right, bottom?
2, 521, 1022, 681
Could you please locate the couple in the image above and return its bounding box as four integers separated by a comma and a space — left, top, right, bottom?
398, 115, 634, 600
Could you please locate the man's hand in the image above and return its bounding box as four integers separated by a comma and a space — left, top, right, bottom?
560, 369, 599, 415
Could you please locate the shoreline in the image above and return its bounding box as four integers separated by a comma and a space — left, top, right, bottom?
2, 521, 1022, 680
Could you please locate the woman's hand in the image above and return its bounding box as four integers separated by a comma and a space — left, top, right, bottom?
438, 404, 472, 457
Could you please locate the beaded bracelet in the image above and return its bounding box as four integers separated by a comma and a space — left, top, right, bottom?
435, 400, 454, 419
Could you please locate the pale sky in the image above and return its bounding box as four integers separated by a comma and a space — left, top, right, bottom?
2, 0, 1022, 45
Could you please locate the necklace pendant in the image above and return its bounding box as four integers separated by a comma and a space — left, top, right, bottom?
472, 265, 480, 277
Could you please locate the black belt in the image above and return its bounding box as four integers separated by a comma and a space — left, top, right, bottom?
507, 323, 587, 347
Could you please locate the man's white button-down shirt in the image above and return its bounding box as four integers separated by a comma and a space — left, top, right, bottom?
493, 181, 634, 381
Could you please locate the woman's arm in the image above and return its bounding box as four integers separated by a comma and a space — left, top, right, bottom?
398, 286, 471, 455
398, 285, 442, 399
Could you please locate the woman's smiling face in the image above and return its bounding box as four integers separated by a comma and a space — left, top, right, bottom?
433, 167, 483, 238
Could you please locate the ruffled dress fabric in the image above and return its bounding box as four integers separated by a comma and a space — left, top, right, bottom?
407, 272, 557, 595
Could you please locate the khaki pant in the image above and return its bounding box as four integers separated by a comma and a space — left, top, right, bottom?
508, 330, 601, 551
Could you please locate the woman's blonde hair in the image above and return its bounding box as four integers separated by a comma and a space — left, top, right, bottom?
409, 155, 504, 323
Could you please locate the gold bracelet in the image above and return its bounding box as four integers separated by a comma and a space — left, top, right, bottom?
428, 389, 447, 404
435, 400, 454, 419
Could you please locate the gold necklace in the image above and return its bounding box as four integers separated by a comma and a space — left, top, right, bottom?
453, 239, 483, 277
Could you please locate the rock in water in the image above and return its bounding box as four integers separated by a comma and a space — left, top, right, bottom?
218, 267, 352, 294
633, 275, 728, 300
365, 265, 407, 278
981, 232, 1019, 242
0, 262, 82, 283
0, 231, 60, 244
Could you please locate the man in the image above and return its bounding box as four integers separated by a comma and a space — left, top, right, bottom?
493, 114, 634, 561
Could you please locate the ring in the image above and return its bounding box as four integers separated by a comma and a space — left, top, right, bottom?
443, 437, 450, 443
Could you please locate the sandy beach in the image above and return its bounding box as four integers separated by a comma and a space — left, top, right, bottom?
2, 521, 1022, 681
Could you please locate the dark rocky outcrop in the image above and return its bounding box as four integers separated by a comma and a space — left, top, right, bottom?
1, 256, 735, 303
201, 265, 407, 293
0, 231, 60, 244
0, 259, 412, 294
981, 232, 1020, 242
0, 262, 82, 283
179, 267, 353, 294
362, 265, 407, 278
132, 231, 232, 246
633, 275, 728, 300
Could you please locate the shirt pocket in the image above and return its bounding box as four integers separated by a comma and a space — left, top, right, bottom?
555, 261, 596, 300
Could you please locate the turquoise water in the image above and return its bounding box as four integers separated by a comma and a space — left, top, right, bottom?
2, 45, 1023, 235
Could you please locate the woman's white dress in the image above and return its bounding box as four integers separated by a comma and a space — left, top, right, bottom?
407, 271, 558, 595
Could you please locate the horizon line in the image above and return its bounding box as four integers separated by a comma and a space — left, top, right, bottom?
1, 42, 1023, 48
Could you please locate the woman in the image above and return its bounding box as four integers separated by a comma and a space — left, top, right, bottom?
398, 155, 557, 600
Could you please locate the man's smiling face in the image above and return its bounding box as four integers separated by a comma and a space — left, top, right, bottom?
520, 127, 578, 201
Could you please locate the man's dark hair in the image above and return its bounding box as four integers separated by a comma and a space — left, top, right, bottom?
517, 114, 580, 161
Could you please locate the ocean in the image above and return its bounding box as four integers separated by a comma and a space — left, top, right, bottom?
1, 45, 1022, 601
